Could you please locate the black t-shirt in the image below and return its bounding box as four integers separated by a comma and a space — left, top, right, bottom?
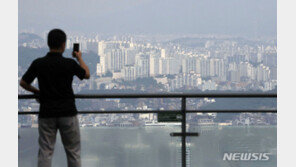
21, 52, 86, 118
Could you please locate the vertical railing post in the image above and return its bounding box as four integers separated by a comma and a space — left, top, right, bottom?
181, 97, 186, 167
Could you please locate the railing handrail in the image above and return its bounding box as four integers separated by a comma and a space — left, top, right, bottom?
18, 93, 277, 114
18, 93, 277, 99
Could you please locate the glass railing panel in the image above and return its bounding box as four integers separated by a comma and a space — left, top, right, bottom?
186, 113, 277, 167
19, 114, 182, 167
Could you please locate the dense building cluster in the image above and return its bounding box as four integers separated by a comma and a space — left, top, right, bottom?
18, 33, 277, 128
62, 34, 277, 92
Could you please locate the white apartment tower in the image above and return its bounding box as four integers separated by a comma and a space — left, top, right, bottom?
150, 56, 160, 76
161, 49, 166, 58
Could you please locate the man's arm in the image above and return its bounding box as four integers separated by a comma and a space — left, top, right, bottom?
73, 51, 90, 79
20, 79, 40, 94
20, 60, 39, 94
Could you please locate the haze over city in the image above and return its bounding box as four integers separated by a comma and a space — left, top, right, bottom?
18, 1, 277, 166
19, 0, 276, 37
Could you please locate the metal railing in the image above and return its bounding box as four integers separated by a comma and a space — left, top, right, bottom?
18, 93, 277, 167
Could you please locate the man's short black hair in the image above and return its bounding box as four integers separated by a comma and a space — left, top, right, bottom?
47, 29, 66, 49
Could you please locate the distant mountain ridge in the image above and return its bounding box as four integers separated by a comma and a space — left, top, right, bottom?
18, 46, 99, 75
19, 32, 44, 45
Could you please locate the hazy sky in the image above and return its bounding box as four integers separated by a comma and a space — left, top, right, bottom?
19, 0, 277, 37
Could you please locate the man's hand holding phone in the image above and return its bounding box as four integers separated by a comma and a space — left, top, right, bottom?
72, 51, 82, 60
71, 43, 90, 79
72, 43, 82, 60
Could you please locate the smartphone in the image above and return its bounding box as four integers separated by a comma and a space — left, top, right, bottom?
73, 43, 79, 52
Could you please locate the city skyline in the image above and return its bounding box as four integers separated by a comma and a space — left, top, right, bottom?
17, 1, 277, 166
18, 0, 277, 159
18, 32, 277, 92
18, 32, 277, 128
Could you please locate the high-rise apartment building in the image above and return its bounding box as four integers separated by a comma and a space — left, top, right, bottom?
150, 56, 160, 76
122, 65, 137, 81
135, 54, 150, 78
161, 49, 166, 58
